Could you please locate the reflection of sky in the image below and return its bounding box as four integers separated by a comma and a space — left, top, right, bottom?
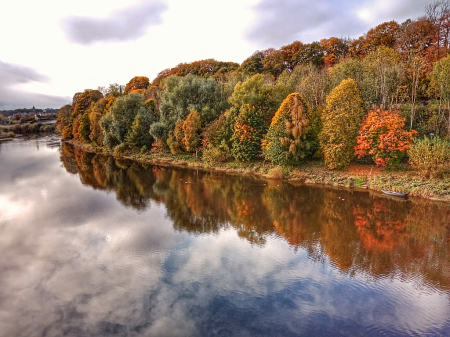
0, 137, 449, 337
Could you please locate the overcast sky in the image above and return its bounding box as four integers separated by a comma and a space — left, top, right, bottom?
0, 0, 434, 109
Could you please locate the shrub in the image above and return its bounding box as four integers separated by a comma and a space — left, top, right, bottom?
202, 141, 231, 163
43, 125, 53, 132
7, 131, 15, 137
267, 166, 284, 179
409, 137, 450, 178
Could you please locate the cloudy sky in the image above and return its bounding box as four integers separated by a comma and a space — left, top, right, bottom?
0, 0, 434, 109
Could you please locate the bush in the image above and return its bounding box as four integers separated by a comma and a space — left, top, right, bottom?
409, 137, 450, 178
7, 131, 15, 137
267, 166, 284, 179
202, 141, 231, 163
43, 125, 53, 132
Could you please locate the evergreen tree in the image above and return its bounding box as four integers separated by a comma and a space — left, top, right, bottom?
263, 93, 310, 165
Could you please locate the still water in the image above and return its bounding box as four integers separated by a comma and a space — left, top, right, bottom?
1, 136, 450, 336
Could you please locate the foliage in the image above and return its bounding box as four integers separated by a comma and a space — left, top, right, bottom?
182, 110, 202, 152
149, 121, 167, 141
263, 93, 310, 165
362, 47, 404, 108
124, 76, 149, 94
429, 54, 450, 135
202, 140, 231, 163
78, 113, 91, 141
57, 105, 71, 137
72, 115, 81, 139
355, 109, 417, 167
100, 92, 157, 150
231, 104, 265, 161
228, 74, 280, 126
409, 136, 450, 178
320, 78, 364, 169
160, 74, 226, 130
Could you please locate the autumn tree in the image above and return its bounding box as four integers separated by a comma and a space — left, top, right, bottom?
72, 115, 81, 139
263, 93, 310, 165
78, 113, 91, 141
350, 21, 400, 57
320, 78, 364, 169
426, 0, 450, 60
429, 54, 450, 135
280, 41, 304, 71
362, 47, 405, 108
68, 89, 103, 138
320, 37, 350, 66
56, 105, 72, 139
231, 104, 265, 161
124, 76, 150, 94
89, 96, 116, 146
292, 42, 325, 67
182, 110, 202, 153
355, 109, 417, 167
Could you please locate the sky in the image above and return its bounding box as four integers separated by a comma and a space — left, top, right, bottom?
0, 0, 435, 109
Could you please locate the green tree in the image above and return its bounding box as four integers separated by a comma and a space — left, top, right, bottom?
231, 104, 264, 161
320, 78, 364, 169
160, 74, 226, 131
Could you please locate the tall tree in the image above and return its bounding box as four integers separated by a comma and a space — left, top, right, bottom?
320, 78, 364, 169
263, 93, 310, 165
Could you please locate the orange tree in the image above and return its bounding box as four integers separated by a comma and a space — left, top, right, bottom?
354, 109, 417, 167
124, 76, 150, 94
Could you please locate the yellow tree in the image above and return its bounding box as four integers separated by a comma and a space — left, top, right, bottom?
182, 110, 202, 154
320, 78, 364, 169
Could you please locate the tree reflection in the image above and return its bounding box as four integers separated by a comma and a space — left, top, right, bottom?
59, 144, 450, 290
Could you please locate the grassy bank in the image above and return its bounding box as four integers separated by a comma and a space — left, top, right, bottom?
66, 138, 450, 203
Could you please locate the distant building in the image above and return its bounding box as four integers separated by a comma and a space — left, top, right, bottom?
35, 114, 52, 122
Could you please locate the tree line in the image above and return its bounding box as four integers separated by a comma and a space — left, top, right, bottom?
57, 1, 450, 173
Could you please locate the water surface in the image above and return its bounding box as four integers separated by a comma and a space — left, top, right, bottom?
1, 136, 450, 336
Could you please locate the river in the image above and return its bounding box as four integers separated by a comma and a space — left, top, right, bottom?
1, 136, 450, 336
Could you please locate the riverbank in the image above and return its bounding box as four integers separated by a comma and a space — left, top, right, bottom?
66, 138, 450, 203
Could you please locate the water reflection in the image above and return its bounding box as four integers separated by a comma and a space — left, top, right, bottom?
60, 143, 450, 292
0, 139, 449, 337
